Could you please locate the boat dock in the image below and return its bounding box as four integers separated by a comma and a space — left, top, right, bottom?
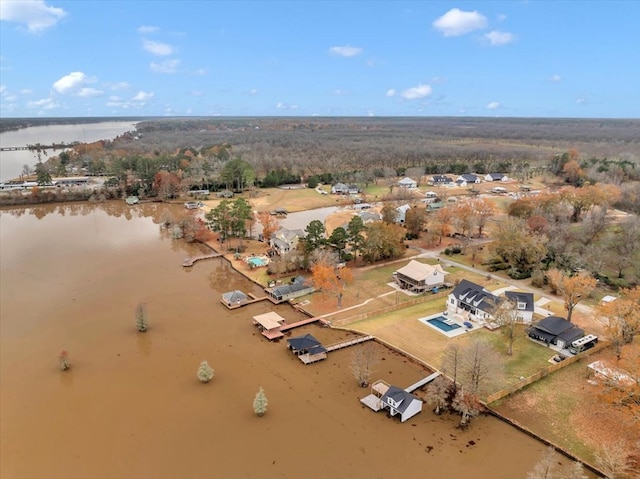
404, 372, 441, 393
325, 335, 374, 352
182, 252, 222, 267
220, 293, 269, 310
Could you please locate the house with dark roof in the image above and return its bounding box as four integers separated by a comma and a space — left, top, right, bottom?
504, 291, 535, 324
287, 333, 327, 364
380, 385, 423, 422
527, 316, 584, 348
393, 260, 447, 293
267, 276, 315, 303
485, 173, 509, 182
429, 175, 453, 186
270, 227, 305, 255
447, 279, 499, 322
459, 174, 481, 184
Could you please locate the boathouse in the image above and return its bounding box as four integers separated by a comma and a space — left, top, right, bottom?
380, 386, 423, 422
222, 290, 249, 308
252, 312, 287, 340
287, 334, 328, 364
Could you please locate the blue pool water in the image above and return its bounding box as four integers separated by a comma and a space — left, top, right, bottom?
427, 316, 461, 332
248, 257, 266, 267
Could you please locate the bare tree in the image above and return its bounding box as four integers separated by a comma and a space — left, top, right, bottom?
527, 447, 557, 479
423, 376, 453, 415
451, 388, 482, 428
460, 339, 504, 396
594, 441, 635, 479
491, 298, 520, 356
350, 342, 379, 387
441, 344, 462, 395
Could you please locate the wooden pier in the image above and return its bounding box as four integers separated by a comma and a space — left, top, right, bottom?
404, 372, 441, 393
182, 252, 222, 267
325, 335, 374, 352
279, 316, 328, 332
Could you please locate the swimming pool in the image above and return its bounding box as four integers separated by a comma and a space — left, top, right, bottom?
248, 257, 267, 267
426, 316, 461, 332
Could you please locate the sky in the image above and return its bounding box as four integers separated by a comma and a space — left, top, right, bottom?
1, 0, 639, 118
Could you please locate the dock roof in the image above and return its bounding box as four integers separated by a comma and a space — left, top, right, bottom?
252, 311, 286, 330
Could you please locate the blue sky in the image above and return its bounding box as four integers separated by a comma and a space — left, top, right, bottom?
1, 0, 639, 118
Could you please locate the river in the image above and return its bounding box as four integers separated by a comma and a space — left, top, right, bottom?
0, 121, 138, 182
0, 201, 594, 479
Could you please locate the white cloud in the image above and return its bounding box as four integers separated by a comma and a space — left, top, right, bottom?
0, 0, 67, 33
150, 59, 180, 73
486, 101, 500, 110
576, 98, 587, 104
329, 45, 363, 57
53, 71, 96, 95
497, 14, 507, 22
385, 89, 396, 97
483, 30, 515, 46
110, 81, 130, 90
0, 85, 5, 94
401, 84, 432, 100
78, 87, 103, 98
143, 39, 174, 56
276, 102, 298, 110
331, 89, 350, 96
249, 88, 258, 95
133, 91, 154, 101
367, 110, 375, 117
549, 74, 562, 82
433, 8, 487, 37
108, 95, 122, 102
137, 25, 159, 34
27, 97, 59, 109
20, 88, 33, 94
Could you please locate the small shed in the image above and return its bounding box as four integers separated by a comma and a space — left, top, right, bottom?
252, 311, 287, 339
222, 290, 249, 308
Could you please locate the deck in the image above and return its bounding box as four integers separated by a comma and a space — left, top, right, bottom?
404, 372, 441, 393
279, 316, 328, 332
182, 252, 222, 267
360, 394, 383, 411
298, 352, 328, 364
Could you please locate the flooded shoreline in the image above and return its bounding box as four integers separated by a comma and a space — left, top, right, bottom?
0, 202, 590, 479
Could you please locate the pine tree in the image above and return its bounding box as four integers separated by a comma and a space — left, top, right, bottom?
197, 361, 214, 383
253, 386, 268, 416
135, 303, 148, 332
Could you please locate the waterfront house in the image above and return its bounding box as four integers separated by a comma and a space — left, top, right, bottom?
270, 227, 305, 255
448, 279, 499, 322
380, 386, 423, 422
397, 177, 417, 189
504, 291, 535, 324
267, 276, 315, 303
393, 260, 447, 293
527, 316, 584, 348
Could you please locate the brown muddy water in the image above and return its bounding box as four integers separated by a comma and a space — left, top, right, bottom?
0, 202, 592, 479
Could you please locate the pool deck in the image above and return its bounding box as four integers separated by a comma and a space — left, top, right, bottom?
417, 313, 473, 338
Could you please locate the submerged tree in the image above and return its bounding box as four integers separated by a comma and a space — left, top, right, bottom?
196, 361, 215, 383
350, 342, 379, 387
424, 376, 453, 415
451, 388, 482, 428
253, 386, 268, 417
135, 303, 149, 332
58, 350, 71, 371
527, 447, 557, 479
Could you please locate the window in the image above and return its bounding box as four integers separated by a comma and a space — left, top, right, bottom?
518, 302, 526, 310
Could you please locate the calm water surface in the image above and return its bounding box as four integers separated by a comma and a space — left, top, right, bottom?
0, 121, 138, 181
0, 202, 591, 479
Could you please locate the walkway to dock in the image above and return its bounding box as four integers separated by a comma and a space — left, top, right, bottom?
182, 252, 222, 267
221, 294, 269, 310
325, 335, 374, 352
404, 371, 441, 393
280, 316, 328, 332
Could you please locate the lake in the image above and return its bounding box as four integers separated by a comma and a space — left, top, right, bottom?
0, 201, 592, 479
0, 121, 138, 181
